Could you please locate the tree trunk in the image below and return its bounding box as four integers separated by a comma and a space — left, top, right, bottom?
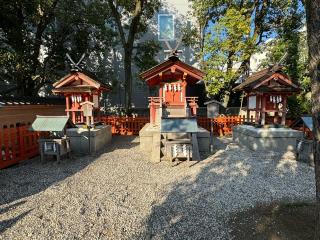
124, 48, 133, 112
222, 91, 230, 108
107, 0, 144, 114
305, 0, 320, 238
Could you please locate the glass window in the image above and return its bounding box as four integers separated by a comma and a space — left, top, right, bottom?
158, 14, 174, 41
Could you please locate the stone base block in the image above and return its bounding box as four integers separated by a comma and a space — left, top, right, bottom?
233, 125, 303, 152
139, 123, 210, 161
66, 125, 112, 154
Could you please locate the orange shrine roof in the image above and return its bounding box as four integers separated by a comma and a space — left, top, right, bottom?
233, 65, 300, 93
52, 71, 111, 94
140, 56, 204, 86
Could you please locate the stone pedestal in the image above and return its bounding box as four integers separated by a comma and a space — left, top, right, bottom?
66, 125, 112, 154
233, 125, 303, 152
139, 123, 210, 162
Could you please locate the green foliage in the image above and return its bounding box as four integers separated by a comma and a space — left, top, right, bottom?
203, 7, 253, 98
134, 40, 161, 72
0, 0, 117, 96
188, 0, 304, 107
259, 0, 310, 116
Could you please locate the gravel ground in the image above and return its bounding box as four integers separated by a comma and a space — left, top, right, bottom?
0, 136, 315, 239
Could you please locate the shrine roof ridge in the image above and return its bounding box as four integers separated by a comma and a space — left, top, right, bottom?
53, 70, 111, 91
139, 56, 205, 83
233, 65, 300, 92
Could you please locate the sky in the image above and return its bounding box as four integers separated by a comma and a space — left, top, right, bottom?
162, 0, 191, 16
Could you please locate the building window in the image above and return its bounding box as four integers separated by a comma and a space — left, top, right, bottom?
158, 14, 174, 41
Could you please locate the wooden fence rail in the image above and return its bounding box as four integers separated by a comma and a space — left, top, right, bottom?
0, 124, 39, 169
100, 116, 150, 135
100, 115, 248, 136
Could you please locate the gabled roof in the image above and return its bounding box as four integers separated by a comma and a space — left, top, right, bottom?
140, 56, 205, 86
53, 71, 111, 93
233, 66, 300, 93
30, 115, 75, 132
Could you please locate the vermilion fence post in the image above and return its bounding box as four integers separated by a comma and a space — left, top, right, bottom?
3, 125, 10, 161
0, 126, 3, 166
9, 125, 17, 162
18, 124, 25, 161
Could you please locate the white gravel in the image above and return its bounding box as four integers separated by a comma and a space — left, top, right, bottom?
0, 136, 315, 239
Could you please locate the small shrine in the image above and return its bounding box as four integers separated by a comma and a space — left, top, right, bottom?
52, 71, 111, 124
52, 70, 112, 154
233, 65, 300, 125
232, 65, 303, 152
140, 55, 204, 123
139, 56, 210, 162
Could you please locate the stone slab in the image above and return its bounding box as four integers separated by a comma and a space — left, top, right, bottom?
139, 123, 210, 159
66, 125, 112, 154
233, 125, 303, 152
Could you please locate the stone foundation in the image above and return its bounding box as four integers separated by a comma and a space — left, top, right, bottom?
66, 125, 112, 154
139, 123, 210, 162
233, 125, 303, 152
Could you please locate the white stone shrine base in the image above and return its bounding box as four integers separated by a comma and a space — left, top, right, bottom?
66, 125, 112, 154
233, 125, 303, 152
139, 123, 210, 162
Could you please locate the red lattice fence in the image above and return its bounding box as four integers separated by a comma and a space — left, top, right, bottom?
100, 116, 150, 135
100, 115, 248, 136
0, 123, 40, 169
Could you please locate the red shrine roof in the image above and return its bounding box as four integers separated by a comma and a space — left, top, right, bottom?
140, 56, 204, 86
52, 71, 111, 94
233, 65, 300, 93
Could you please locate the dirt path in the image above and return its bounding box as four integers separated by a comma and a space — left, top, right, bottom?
0, 136, 315, 239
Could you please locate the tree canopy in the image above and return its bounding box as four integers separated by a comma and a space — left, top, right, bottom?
0, 0, 161, 105
188, 0, 306, 107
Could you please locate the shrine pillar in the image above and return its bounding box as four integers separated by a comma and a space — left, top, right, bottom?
255, 95, 260, 123
261, 95, 266, 125
66, 95, 70, 117
281, 96, 287, 125
246, 95, 250, 122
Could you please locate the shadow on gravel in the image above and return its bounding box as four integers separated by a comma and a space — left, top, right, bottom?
135, 139, 314, 239
228, 201, 316, 240
0, 208, 33, 234
0, 136, 138, 206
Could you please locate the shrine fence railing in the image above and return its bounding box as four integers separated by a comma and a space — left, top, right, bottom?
99, 115, 250, 136
0, 123, 40, 169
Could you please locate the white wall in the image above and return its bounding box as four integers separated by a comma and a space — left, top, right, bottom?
109, 0, 198, 109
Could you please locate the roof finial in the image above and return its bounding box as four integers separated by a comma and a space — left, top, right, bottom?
66, 53, 85, 72
163, 35, 183, 59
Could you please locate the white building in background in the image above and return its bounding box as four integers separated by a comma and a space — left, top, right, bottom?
108, 0, 197, 109
107, 0, 273, 109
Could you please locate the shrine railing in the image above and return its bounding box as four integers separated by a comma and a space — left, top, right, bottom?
0, 123, 40, 169
100, 116, 150, 135
197, 115, 248, 136
99, 115, 250, 136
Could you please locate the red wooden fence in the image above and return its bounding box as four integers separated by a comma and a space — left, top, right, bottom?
100, 115, 248, 136
100, 116, 150, 135
0, 124, 39, 169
